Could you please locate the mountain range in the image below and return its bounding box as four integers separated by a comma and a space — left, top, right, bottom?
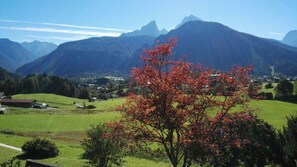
0, 39, 57, 73
16, 36, 155, 76
2, 15, 297, 76
0, 38, 35, 72
156, 21, 297, 75
21, 40, 57, 58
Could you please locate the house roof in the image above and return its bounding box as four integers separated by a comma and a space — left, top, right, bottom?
0, 99, 35, 103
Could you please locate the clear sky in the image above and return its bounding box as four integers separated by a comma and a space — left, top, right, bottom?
0, 0, 296, 44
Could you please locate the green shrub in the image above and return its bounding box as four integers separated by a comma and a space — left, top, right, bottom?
275, 95, 297, 103
21, 137, 59, 158
0, 157, 20, 167
294, 81, 297, 95
0, 129, 15, 135
265, 83, 274, 89
81, 123, 125, 167
281, 116, 297, 166
275, 79, 294, 97
86, 105, 96, 109
126, 143, 166, 161
259, 92, 274, 100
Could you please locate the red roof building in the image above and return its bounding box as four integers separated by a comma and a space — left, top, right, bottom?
0, 99, 36, 108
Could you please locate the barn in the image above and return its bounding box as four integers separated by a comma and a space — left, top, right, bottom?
0, 99, 36, 108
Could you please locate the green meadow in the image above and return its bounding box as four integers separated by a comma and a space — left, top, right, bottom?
13, 93, 126, 111
0, 93, 296, 166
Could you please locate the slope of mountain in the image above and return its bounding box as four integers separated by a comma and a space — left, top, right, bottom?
0, 67, 20, 81
155, 21, 297, 75
15, 20, 297, 76
21, 40, 57, 58
175, 15, 202, 29
121, 21, 167, 37
0, 38, 35, 72
282, 30, 297, 47
159, 28, 168, 35
16, 36, 155, 76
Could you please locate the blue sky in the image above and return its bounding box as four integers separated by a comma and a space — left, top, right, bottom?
0, 0, 296, 44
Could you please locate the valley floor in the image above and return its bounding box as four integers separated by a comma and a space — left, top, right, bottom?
0, 93, 296, 166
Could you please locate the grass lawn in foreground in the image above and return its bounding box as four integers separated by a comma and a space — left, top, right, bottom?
0, 134, 87, 167
0, 112, 120, 132
0, 134, 171, 167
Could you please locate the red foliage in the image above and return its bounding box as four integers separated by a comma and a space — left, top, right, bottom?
111, 38, 256, 167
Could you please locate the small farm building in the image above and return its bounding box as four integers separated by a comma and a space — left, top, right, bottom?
0, 99, 36, 108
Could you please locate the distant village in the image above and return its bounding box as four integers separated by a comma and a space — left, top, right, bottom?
251, 74, 297, 84
1, 73, 297, 115
78, 75, 127, 100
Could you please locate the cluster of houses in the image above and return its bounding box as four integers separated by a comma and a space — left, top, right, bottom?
250, 75, 297, 84
80, 76, 126, 100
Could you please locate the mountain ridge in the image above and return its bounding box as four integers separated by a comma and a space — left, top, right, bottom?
0, 38, 35, 72
21, 40, 57, 58
16, 20, 297, 76
157, 21, 297, 75
121, 20, 168, 37
175, 15, 202, 29
16, 36, 155, 76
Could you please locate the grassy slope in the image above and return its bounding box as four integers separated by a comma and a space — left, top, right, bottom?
1, 93, 297, 166
251, 100, 297, 129
12, 93, 126, 111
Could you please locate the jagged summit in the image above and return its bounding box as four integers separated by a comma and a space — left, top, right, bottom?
121, 20, 167, 37
159, 28, 168, 35
282, 30, 297, 47
175, 15, 202, 29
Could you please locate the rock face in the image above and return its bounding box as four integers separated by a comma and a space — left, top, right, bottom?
282, 30, 297, 47
121, 21, 167, 37
175, 15, 202, 29
16, 36, 155, 76
0, 38, 35, 72
21, 40, 57, 58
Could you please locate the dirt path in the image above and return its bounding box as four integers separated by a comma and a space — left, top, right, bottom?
0, 143, 22, 152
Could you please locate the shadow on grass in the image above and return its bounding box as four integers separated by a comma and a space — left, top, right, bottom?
275, 95, 297, 104
16, 153, 55, 160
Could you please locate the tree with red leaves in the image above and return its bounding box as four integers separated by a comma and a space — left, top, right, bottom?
113, 38, 255, 167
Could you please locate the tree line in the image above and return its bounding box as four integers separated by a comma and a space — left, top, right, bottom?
0, 73, 91, 99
